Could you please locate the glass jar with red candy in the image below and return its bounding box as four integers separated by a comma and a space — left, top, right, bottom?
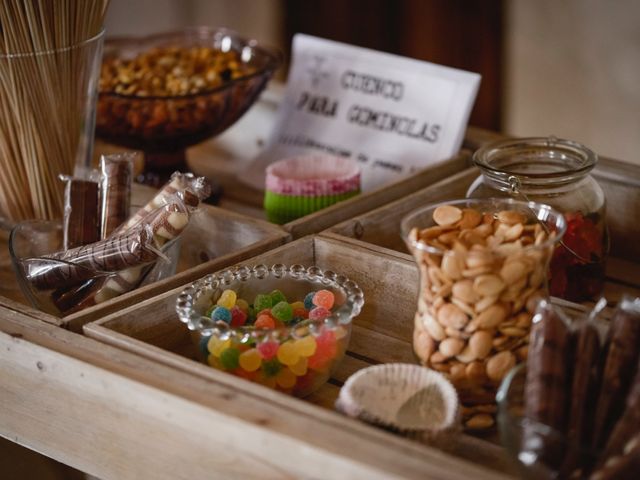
467, 136, 608, 302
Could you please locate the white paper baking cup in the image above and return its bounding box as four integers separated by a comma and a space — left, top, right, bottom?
335, 363, 460, 437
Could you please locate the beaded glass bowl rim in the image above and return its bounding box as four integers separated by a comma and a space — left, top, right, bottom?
175, 264, 365, 342
400, 197, 567, 256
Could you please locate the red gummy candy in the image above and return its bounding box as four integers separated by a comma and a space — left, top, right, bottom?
257, 341, 279, 360
230, 306, 247, 327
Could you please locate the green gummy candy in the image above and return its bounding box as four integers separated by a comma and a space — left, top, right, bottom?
262, 359, 281, 377
271, 301, 293, 322
220, 348, 240, 370
254, 294, 272, 312
269, 289, 287, 305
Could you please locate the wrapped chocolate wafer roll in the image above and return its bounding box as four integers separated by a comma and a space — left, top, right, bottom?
561, 301, 608, 477
592, 297, 640, 451
591, 434, 640, 480
119, 172, 211, 232
25, 226, 160, 291
600, 356, 640, 467
100, 153, 135, 238
522, 300, 573, 469
60, 176, 100, 250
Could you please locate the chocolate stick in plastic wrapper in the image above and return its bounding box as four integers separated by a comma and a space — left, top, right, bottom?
592, 296, 640, 451
561, 299, 607, 477
119, 172, 211, 232
522, 299, 573, 470
591, 434, 640, 480
24, 226, 160, 291
100, 153, 134, 238
60, 176, 100, 250
600, 353, 640, 466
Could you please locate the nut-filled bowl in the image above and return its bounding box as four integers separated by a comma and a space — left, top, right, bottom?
175, 264, 364, 397
96, 26, 281, 185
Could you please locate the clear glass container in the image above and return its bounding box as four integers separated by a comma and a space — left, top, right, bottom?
175, 264, 364, 397
468, 137, 608, 302
401, 198, 566, 430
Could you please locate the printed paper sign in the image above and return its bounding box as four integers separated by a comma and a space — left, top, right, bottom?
242, 34, 481, 191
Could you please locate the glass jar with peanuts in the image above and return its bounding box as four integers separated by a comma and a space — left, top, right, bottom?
468, 137, 608, 302
401, 198, 566, 432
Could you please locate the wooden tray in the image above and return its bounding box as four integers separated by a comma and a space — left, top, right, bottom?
0, 202, 289, 332
84, 235, 518, 476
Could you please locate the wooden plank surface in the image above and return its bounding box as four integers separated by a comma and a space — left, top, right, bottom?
1, 309, 512, 480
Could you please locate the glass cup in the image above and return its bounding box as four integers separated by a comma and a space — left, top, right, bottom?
0, 30, 104, 221
175, 264, 364, 397
401, 198, 566, 430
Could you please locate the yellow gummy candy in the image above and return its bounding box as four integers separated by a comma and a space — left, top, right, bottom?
289, 356, 308, 376
207, 354, 221, 368
276, 368, 297, 389
235, 298, 250, 314
239, 348, 262, 372
294, 335, 317, 357
207, 337, 231, 357
217, 289, 237, 309
277, 341, 300, 366
290, 301, 305, 310
261, 375, 277, 389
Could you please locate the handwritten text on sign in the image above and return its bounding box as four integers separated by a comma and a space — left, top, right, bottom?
242, 34, 481, 191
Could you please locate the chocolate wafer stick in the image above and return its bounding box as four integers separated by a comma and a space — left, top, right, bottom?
26, 227, 159, 291
61, 177, 100, 250
100, 153, 134, 238
522, 300, 573, 470
601, 359, 640, 465
592, 297, 640, 450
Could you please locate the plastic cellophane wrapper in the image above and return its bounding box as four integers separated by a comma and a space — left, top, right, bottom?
519, 297, 640, 479
22, 171, 211, 315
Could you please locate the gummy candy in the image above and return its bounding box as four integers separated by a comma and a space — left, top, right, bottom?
271, 301, 293, 322
294, 335, 317, 357
257, 340, 279, 360
309, 307, 330, 320
239, 348, 262, 372
230, 306, 247, 327
316, 329, 337, 358
235, 298, 250, 314
255, 314, 275, 329
290, 301, 305, 311
303, 292, 315, 310
276, 368, 297, 389
269, 289, 287, 305
262, 359, 281, 377
289, 356, 308, 376
207, 337, 231, 357
211, 306, 232, 324
217, 289, 237, 309
292, 307, 309, 320
219, 347, 240, 370
199, 335, 211, 356
277, 341, 300, 366
254, 293, 272, 312
313, 289, 335, 309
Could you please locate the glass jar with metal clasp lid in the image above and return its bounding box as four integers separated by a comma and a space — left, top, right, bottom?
467, 136, 609, 302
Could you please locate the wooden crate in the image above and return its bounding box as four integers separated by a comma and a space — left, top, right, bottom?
84, 235, 517, 476
324, 161, 640, 304
0, 202, 289, 332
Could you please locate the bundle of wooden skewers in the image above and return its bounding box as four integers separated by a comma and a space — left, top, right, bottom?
0, 0, 110, 222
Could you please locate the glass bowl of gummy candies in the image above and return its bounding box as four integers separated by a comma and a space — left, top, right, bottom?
175, 264, 364, 397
